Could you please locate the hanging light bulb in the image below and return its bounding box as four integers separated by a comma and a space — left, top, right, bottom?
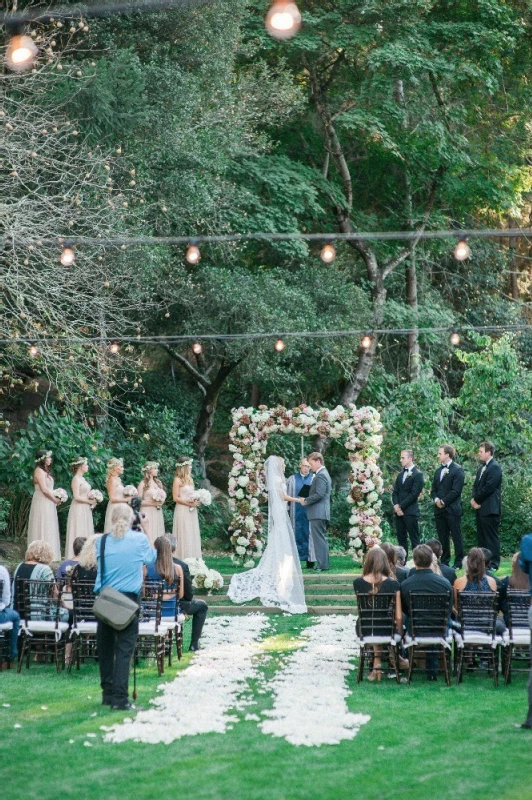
275, 338, 285, 352
60, 243, 75, 266
185, 244, 200, 264
28, 344, 39, 357
265, 1, 302, 39
109, 342, 119, 354
320, 243, 336, 264
453, 238, 470, 261
5, 30, 38, 73
450, 331, 461, 346
192, 342, 203, 355
360, 334, 372, 350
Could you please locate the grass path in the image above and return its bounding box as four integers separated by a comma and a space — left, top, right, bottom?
1, 613, 530, 800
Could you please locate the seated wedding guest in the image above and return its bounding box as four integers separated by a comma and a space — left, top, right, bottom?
146, 537, 184, 617
401, 544, 453, 680
13, 540, 70, 622
56, 537, 86, 580
0, 562, 20, 667
94, 504, 156, 710
71, 534, 101, 585
517, 531, 532, 729
354, 547, 403, 681
381, 542, 408, 584
167, 534, 208, 651
425, 539, 457, 585
453, 547, 498, 604
500, 552, 529, 625
394, 546, 407, 568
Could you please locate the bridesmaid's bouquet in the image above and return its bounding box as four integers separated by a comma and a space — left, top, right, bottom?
53, 488, 68, 504
123, 485, 138, 498
152, 488, 166, 509
88, 489, 104, 504
189, 488, 212, 512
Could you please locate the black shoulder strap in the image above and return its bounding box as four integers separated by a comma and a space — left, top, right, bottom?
100, 533, 109, 588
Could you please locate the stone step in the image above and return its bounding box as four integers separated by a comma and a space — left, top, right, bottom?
219, 573, 359, 582
208, 605, 355, 616
209, 593, 356, 604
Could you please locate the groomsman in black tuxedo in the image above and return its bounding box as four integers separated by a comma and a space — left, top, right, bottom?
392, 449, 424, 557
471, 441, 502, 570
431, 444, 465, 569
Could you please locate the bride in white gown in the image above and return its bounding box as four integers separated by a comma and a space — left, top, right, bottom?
228, 455, 307, 614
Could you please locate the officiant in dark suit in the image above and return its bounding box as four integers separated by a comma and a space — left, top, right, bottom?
391, 449, 423, 557
471, 441, 502, 570
430, 444, 465, 569
286, 458, 314, 567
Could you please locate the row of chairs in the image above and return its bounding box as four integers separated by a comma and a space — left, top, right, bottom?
0, 578, 183, 676
355, 590, 531, 686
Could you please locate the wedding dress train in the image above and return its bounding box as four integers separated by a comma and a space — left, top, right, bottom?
228, 456, 307, 614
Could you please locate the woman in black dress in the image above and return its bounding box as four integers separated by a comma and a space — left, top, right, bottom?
354, 547, 403, 681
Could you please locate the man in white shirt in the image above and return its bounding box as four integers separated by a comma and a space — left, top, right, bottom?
0, 564, 20, 666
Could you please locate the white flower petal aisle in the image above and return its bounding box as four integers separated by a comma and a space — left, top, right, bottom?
105, 614, 270, 745
260, 615, 370, 747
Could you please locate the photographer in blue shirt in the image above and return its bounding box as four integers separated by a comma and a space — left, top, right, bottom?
518, 532, 532, 729
95, 503, 156, 710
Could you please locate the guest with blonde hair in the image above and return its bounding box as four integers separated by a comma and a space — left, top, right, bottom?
137, 461, 166, 546
94, 504, 155, 710
172, 457, 202, 560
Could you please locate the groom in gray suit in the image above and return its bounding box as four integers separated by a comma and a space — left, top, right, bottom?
301, 452, 331, 572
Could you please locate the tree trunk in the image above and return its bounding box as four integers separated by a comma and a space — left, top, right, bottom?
406, 250, 421, 381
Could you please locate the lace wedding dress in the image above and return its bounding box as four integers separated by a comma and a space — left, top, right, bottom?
228, 455, 307, 614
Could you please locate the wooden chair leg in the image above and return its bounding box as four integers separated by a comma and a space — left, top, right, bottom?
407, 648, 414, 684
442, 648, 450, 687
456, 648, 463, 685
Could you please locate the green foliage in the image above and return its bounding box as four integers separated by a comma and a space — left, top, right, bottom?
454, 335, 532, 456
0, 498, 10, 537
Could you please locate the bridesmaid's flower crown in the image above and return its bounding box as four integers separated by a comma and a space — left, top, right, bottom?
142, 461, 159, 472
177, 458, 193, 467
35, 450, 52, 462
71, 456, 88, 468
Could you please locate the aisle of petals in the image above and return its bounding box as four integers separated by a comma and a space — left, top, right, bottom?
260, 615, 370, 746
105, 614, 270, 745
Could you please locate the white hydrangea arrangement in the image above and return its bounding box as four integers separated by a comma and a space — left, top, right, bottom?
185, 558, 224, 592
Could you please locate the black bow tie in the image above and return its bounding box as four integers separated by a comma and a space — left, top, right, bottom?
404, 467, 410, 471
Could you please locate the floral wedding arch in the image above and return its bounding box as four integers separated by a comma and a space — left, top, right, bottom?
227, 404, 384, 565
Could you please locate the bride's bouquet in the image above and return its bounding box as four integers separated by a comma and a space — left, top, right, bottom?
53, 488, 68, 504
123, 485, 138, 498
189, 488, 212, 512
185, 557, 224, 592
152, 488, 166, 509
87, 489, 104, 505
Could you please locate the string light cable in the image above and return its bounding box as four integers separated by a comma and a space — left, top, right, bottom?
4, 323, 532, 348
0, 0, 215, 25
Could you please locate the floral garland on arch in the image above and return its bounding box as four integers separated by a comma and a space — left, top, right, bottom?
227, 404, 384, 564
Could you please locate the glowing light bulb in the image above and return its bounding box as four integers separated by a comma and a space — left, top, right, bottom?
185, 244, 200, 264
6, 34, 38, 72
109, 342, 119, 354
453, 238, 470, 261
192, 342, 203, 355
320, 244, 336, 264
275, 338, 285, 352
450, 332, 461, 346
360, 335, 372, 350
29, 344, 39, 357
265, 1, 301, 39
60, 245, 75, 266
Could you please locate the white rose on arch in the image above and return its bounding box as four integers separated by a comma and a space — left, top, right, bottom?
238, 475, 250, 487
236, 546, 246, 555
235, 489, 244, 500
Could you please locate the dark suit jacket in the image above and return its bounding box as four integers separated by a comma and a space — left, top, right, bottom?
408, 563, 457, 585
391, 467, 424, 517
472, 458, 502, 517
400, 569, 452, 614
396, 566, 410, 584
173, 556, 194, 601
431, 461, 464, 517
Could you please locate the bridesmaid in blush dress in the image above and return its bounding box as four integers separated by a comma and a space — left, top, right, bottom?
137, 461, 166, 546
104, 457, 127, 532
65, 456, 96, 558
27, 449, 62, 561
172, 457, 202, 560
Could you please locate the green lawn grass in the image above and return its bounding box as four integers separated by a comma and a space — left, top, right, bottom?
1, 612, 530, 800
